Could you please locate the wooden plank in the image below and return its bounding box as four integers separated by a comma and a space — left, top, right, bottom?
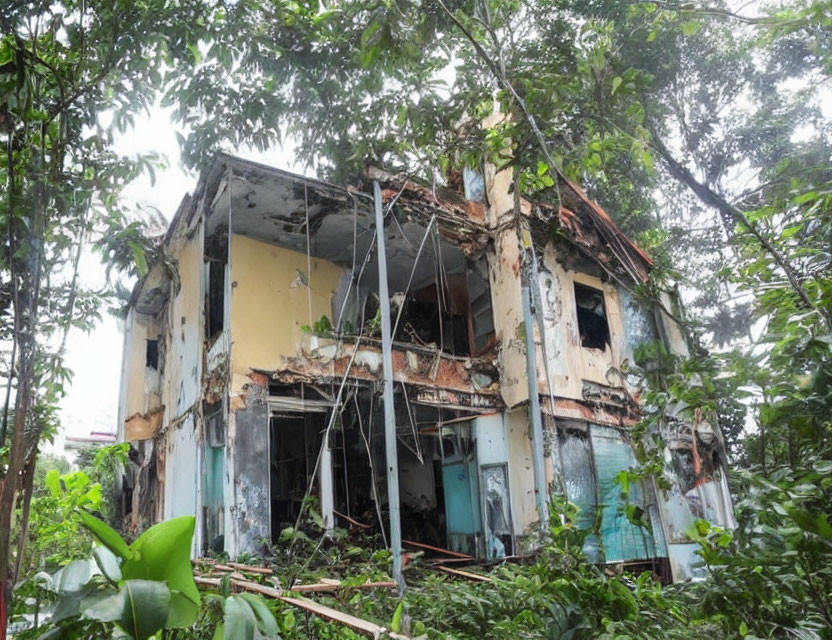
291, 582, 338, 593
333, 509, 372, 529
427, 557, 480, 565
278, 594, 409, 639
228, 561, 274, 575
290, 580, 396, 593
435, 566, 492, 582
195, 576, 221, 587
194, 558, 274, 575
402, 539, 473, 559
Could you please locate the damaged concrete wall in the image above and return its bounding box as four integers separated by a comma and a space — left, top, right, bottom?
488, 228, 529, 408
118, 200, 206, 546
656, 290, 690, 358
163, 414, 199, 522
121, 310, 166, 441
618, 287, 659, 365
227, 378, 270, 555
504, 407, 538, 543
229, 234, 345, 382
537, 248, 629, 404
161, 221, 204, 426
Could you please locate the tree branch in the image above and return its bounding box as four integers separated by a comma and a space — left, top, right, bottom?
644, 117, 831, 329
627, 0, 805, 26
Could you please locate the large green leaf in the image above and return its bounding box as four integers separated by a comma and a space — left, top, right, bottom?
50, 593, 83, 623
56, 559, 91, 593
83, 579, 170, 640
93, 545, 122, 583
238, 593, 279, 637
788, 508, 832, 540
121, 516, 201, 628
79, 510, 133, 560
223, 595, 257, 640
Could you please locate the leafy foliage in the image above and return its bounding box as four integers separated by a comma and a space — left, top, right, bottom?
16, 515, 203, 640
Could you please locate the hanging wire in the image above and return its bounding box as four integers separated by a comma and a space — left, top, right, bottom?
391, 214, 437, 340
400, 382, 423, 464
355, 390, 387, 546
304, 181, 313, 327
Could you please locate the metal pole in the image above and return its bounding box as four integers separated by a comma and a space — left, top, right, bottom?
522, 285, 550, 533
373, 181, 404, 594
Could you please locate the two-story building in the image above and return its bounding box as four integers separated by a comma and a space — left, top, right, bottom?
116, 152, 734, 582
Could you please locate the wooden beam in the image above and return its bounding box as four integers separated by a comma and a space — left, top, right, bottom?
193, 558, 274, 575
435, 566, 492, 582
402, 539, 473, 559
227, 561, 273, 575
290, 580, 396, 593
333, 509, 372, 530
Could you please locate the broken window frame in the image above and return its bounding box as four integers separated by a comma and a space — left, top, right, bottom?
389, 270, 495, 358
479, 463, 513, 558
205, 401, 225, 448
574, 282, 611, 351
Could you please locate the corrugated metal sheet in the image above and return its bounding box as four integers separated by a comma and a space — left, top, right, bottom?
590, 425, 666, 563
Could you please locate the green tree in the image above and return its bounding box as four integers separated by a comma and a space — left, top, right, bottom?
0, 0, 210, 620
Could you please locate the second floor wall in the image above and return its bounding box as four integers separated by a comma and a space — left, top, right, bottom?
118, 209, 204, 441
228, 234, 344, 387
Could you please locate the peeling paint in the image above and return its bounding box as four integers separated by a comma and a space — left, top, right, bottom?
124, 407, 165, 441
276, 340, 500, 401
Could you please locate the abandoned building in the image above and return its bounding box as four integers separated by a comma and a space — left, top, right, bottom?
116, 151, 735, 583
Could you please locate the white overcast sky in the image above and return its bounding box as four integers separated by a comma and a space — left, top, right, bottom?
57, 104, 303, 445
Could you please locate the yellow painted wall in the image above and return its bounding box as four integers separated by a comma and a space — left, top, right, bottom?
123, 309, 151, 418
229, 234, 345, 381
161, 224, 203, 424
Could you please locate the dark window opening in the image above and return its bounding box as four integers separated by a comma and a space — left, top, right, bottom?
270, 413, 324, 538
145, 339, 159, 370
395, 291, 470, 356
207, 260, 225, 339
574, 283, 610, 350
392, 274, 495, 358
471, 287, 495, 354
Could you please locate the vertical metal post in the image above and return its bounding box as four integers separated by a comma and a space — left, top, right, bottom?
522, 285, 550, 533
320, 428, 335, 533
373, 181, 404, 593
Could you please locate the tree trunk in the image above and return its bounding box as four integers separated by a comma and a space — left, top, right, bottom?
0, 352, 33, 640
13, 453, 37, 582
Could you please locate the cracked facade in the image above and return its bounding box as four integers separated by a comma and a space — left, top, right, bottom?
116, 153, 735, 582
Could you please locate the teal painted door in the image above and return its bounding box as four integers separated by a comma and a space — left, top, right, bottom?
202, 443, 224, 552
443, 462, 479, 534
442, 458, 481, 554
